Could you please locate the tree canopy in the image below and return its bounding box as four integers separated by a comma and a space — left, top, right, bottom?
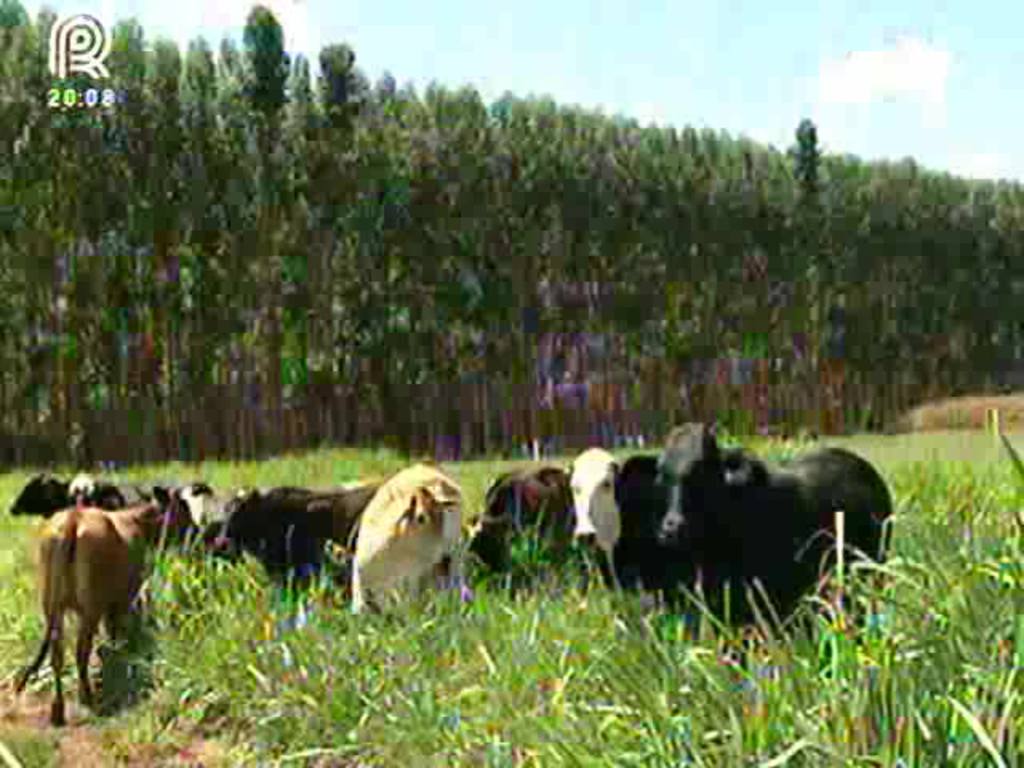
1, 2, 1022, 464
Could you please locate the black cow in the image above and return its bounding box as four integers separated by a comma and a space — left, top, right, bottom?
468, 466, 575, 574
656, 422, 893, 626
207, 483, 382, 586
9, 473, 149, 518
610, 454, 692, 604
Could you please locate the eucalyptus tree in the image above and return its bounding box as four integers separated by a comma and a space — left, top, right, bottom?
242, 5, 290, 452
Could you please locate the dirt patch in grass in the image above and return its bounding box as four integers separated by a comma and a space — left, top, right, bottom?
897, 392, 1024, 432
0, 684, 103, 767
0, 682, 229, 767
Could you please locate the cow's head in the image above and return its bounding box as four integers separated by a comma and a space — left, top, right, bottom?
569, 448, 621, 558
469, 470, 566, 572
467, 473, 517, 571
68, 472, 96, 504
395, 482, 462, 546
721, 448, 767, 488
656, 422, 726, 547
150, 484, 206, 543
9, 474, 70, 517
175, 482, 225, 529
204, 487, 260, 558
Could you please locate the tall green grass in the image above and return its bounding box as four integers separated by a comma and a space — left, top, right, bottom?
0, 432, 1021, 765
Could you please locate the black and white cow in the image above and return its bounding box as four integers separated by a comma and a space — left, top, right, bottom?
148, 481, 226, 545
9, 472, 149, 518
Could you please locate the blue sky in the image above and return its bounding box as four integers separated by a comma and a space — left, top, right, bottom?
25, 0, 1024, 181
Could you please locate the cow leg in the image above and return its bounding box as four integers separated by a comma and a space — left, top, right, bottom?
49, 618, 67, 727
103, 608, 120, 646
432, 558, 449, 591
447, 554, 472, 601
351, 565, 365, 614
603, 549, 622, 591
75, 614, 100, 709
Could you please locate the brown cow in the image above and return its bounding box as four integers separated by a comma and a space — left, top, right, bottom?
468, 466, 574, 574
14, 494, 191, 726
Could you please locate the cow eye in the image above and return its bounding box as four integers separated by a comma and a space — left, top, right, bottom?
600, 480, 612, 490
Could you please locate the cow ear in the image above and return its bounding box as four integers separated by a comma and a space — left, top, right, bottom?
609, 460, 620, 477
702, 422, 720, 456
425, 481, 460, 507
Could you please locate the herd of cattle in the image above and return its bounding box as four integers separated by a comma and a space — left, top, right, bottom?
6, 421, 894, 727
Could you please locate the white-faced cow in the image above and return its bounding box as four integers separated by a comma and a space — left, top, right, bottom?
568, 448, 621, 580
568, 448, 692, 604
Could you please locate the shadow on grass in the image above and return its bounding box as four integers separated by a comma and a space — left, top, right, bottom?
96, 610, 159, 718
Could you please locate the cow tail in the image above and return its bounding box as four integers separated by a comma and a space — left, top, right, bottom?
16, 502, 80, 692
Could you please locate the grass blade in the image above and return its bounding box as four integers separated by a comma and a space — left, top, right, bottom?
947, 696, 1008, 768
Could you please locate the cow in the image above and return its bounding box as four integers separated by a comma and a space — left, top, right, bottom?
206, 481, 382, 586
655, 422, 893, 626
568, 449, 691, 605
610, 454, 693, 603
163, 482, 223, 530
568, 448, 621, 581
10, 473, 150, 518
351, 464, 464, 613
68, 473, 121, 508
14, 493, 194, 726
468, 466, 574, 575
146, 482, 226, 548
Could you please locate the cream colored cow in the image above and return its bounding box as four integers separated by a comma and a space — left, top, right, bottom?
351, 463, 464, 613
568, 447, 621, 586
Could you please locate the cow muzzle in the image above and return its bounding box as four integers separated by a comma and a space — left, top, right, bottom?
658, 508, 684, 547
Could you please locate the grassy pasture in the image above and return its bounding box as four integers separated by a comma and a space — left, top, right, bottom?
0, 431, 1022, 766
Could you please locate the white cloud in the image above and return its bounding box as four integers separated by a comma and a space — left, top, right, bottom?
817, 37, 951, 108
